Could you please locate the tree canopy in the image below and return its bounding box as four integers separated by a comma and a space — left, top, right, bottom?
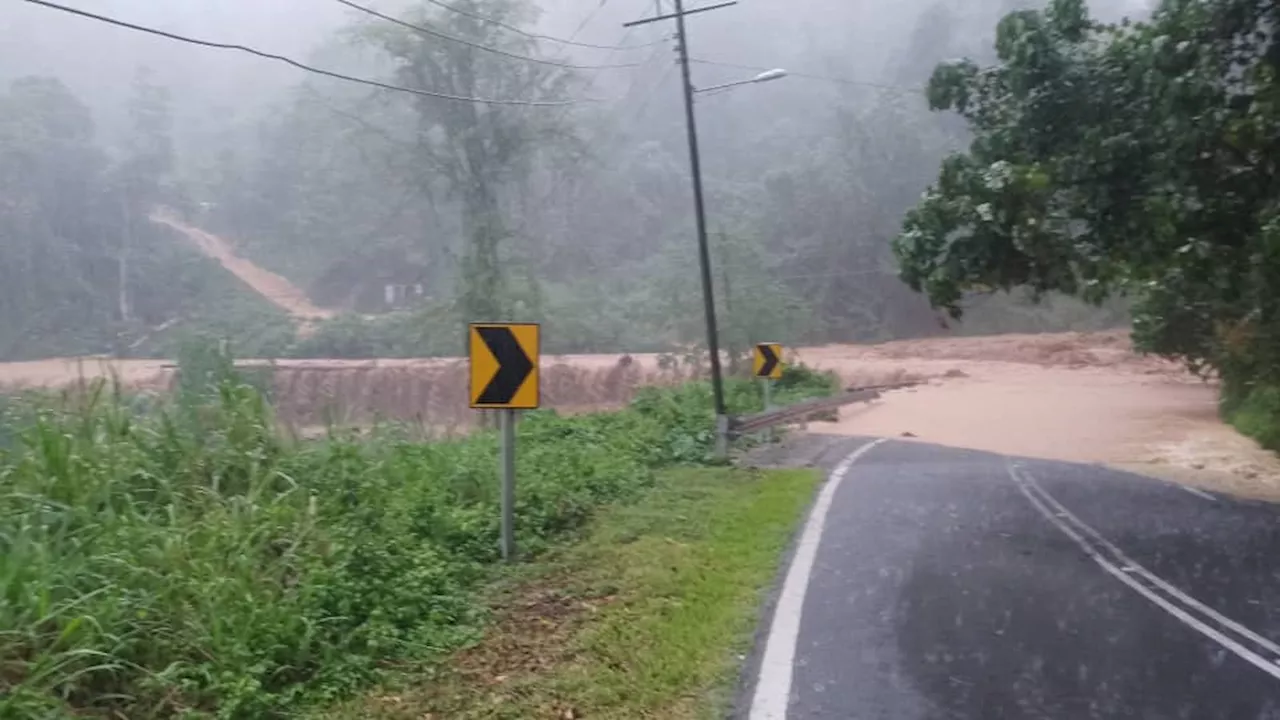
0, 73, 293, 360
895, 0, 1280, 389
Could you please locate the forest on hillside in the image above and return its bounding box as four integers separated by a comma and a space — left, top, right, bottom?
0, 0, 1139, 362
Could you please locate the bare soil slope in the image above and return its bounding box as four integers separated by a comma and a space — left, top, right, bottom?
150, 212, 335, 322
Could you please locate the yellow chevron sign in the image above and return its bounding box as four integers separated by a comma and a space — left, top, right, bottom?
754, 342, 783, 380
469, 323, 540, 409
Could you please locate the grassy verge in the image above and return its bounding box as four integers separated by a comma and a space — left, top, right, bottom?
324, 465, 820, 720
0, 342, 834, 718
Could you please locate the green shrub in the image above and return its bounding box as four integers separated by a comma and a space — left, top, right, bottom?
773, 363, 841, 401
1226, 383, 1280, 452
0, 369, 750, 717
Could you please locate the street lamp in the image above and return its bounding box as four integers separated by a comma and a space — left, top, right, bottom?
681, 61, 787, 457
694, 68, 788, 95
682, 67, 786, 456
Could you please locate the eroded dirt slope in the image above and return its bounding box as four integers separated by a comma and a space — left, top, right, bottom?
150, 212, 335, 322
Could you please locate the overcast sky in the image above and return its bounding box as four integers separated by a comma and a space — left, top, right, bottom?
0, 0, 1157, 159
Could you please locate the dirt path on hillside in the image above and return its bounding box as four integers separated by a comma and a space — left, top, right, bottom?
793, 331, 1280, 502
150, 212, 335, 322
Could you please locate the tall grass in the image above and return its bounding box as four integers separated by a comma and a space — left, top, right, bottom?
0, 343, 833, 718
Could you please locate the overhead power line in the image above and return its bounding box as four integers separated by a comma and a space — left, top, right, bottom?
690, 58, 925, 94
416, 0, 660, 51
334, 0, 641, 70
524, 40, 674, 214
19, 0, 590, 106
568, 0, 615, 44
628, 58, 679, 124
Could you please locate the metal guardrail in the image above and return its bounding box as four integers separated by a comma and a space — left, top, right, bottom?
729, 381, 921, 436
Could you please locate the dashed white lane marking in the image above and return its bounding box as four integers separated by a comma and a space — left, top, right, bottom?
1179, 484, 1218, 501
748, 438, 888, 720
1011, 465, 1280, 680
1015, 466, 1280, 658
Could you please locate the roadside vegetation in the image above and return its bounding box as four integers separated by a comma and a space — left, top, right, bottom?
894, 0, 1280, 451
324, 465, 820, 720
0, 343, 835, 718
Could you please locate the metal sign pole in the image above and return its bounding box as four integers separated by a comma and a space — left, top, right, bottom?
499, 408, 516, 561
762, 378, 774, 442
753, 342, 783, 442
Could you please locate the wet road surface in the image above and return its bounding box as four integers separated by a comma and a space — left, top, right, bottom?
739, 437, 1280, 719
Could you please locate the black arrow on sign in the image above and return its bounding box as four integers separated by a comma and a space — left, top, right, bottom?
477, 326, 535, 405
757, 344, 779, 378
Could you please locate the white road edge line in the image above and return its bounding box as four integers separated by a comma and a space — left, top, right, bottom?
748, 438, 888, 720
1015, 465, 1280, 658
1179, 484, 1218, 501
1009, 466, 1280, 679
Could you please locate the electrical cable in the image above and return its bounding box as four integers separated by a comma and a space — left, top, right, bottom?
333, 0, 642, 70
567, 0, 614, 45
19, 0, 593, 106
416, 0, 660, 51
523, 39, 675, 219
628, 57, 678, 122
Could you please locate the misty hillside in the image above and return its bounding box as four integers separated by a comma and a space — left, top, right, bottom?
0, 0, 1147, 361
20, 1, 1280, 718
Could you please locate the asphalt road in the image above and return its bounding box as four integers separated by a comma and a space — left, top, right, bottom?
738, 437, 1280, 720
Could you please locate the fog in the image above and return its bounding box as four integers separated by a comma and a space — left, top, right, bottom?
0, 0, 965, 144
0, 0, 1158, 181
0, 0, 1153, 360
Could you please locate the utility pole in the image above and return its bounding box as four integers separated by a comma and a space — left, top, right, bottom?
625, 0, 738, 458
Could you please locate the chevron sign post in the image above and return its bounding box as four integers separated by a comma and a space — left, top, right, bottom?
753, 342, 783, 442
469, 322, 541, 561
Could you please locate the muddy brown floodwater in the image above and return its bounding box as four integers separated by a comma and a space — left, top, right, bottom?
2, 330, 1277, 502
795, 330, 1280, 502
